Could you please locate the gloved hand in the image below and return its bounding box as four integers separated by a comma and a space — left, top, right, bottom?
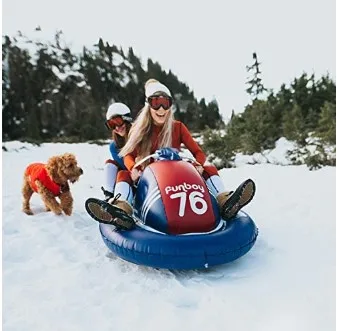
155, 148, 182, 161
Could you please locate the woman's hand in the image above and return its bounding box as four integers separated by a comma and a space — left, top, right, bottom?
195, 165, 204, 175
131, 168, 142, 182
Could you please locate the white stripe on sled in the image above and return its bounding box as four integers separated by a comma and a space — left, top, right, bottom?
141, 188, 160, 221
143, 193, 161, 222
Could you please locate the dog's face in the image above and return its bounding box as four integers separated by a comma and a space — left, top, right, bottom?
46, 153, 83, 184
59, 153, 83, 183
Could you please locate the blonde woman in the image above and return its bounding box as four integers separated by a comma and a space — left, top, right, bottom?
87, 79, 256, 229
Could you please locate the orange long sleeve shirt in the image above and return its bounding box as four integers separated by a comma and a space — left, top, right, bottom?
124, 120, 207, 171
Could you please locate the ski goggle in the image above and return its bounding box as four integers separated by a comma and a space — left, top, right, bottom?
147, 95, 173, 110
105, 116, 125, 130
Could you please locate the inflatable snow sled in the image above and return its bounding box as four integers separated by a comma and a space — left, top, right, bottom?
86, 148, 258, 270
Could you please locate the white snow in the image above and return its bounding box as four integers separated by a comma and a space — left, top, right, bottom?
52, 65, 84, 82
235, 137, 296, 166
2, 140, 336, 331
112, 53, 126, 67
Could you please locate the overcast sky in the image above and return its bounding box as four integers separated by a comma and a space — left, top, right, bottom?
3, 0, 336, 120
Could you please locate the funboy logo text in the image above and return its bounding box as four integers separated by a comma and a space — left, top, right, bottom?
165, 182, 205, 195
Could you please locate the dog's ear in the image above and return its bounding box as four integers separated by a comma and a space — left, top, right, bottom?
45, 156, 61, 180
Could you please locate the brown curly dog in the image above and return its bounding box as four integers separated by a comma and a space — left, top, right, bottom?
22, 153, 83, 216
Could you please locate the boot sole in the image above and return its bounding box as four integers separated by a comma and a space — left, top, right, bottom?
85, 198, 135, 230
221, 179, 256, 220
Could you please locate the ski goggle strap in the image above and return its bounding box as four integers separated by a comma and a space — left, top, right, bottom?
147, 95, 173, 110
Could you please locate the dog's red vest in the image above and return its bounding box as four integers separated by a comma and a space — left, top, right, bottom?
25, 163, 61, 196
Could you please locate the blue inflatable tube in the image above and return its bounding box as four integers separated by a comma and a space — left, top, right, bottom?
99, 211, 258, 270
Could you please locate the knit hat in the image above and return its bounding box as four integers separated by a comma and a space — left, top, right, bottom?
106, 103, 132, 122
145, 81, 172, 98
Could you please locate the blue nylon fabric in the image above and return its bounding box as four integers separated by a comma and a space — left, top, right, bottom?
155, 148, 182, 161
134, 166, 169, 233
109, 142, 126, 170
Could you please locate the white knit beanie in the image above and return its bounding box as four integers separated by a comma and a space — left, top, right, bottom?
145, 82, 172, 98
106, 103, 132, 122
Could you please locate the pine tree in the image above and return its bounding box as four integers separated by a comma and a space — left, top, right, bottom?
316, 102, 336, 144
291, 73, 312, 119
202, 128, 235, 168
2, 36, 35, 140
282, 103, 306, 144
240, 100, 275, 153
245, 52, 267, 100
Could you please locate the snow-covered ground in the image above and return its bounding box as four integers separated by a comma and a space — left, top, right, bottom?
2, 141, 336, 331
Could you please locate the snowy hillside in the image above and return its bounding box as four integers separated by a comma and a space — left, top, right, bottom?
2, 141, 336, 331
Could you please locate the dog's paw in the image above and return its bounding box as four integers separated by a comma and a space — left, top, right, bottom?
23, 209, 34, 215
52, 209, 63, 215
63, 208, 73, 216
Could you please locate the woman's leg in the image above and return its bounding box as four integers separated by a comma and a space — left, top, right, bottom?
202, 165, 256, 220
86, 170, 134, 228
104, 159, 119, 195
202, 165, 225, 197
108, 170, 134, 215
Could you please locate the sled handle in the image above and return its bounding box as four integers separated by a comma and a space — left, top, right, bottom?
180, 155, 202, 166
133, 153, 158, 169
133, 153, 202, 169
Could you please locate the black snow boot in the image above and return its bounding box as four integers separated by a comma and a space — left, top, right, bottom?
85, 193, 135, 230
101, 186, 114, 202
217, 179, 256, 220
